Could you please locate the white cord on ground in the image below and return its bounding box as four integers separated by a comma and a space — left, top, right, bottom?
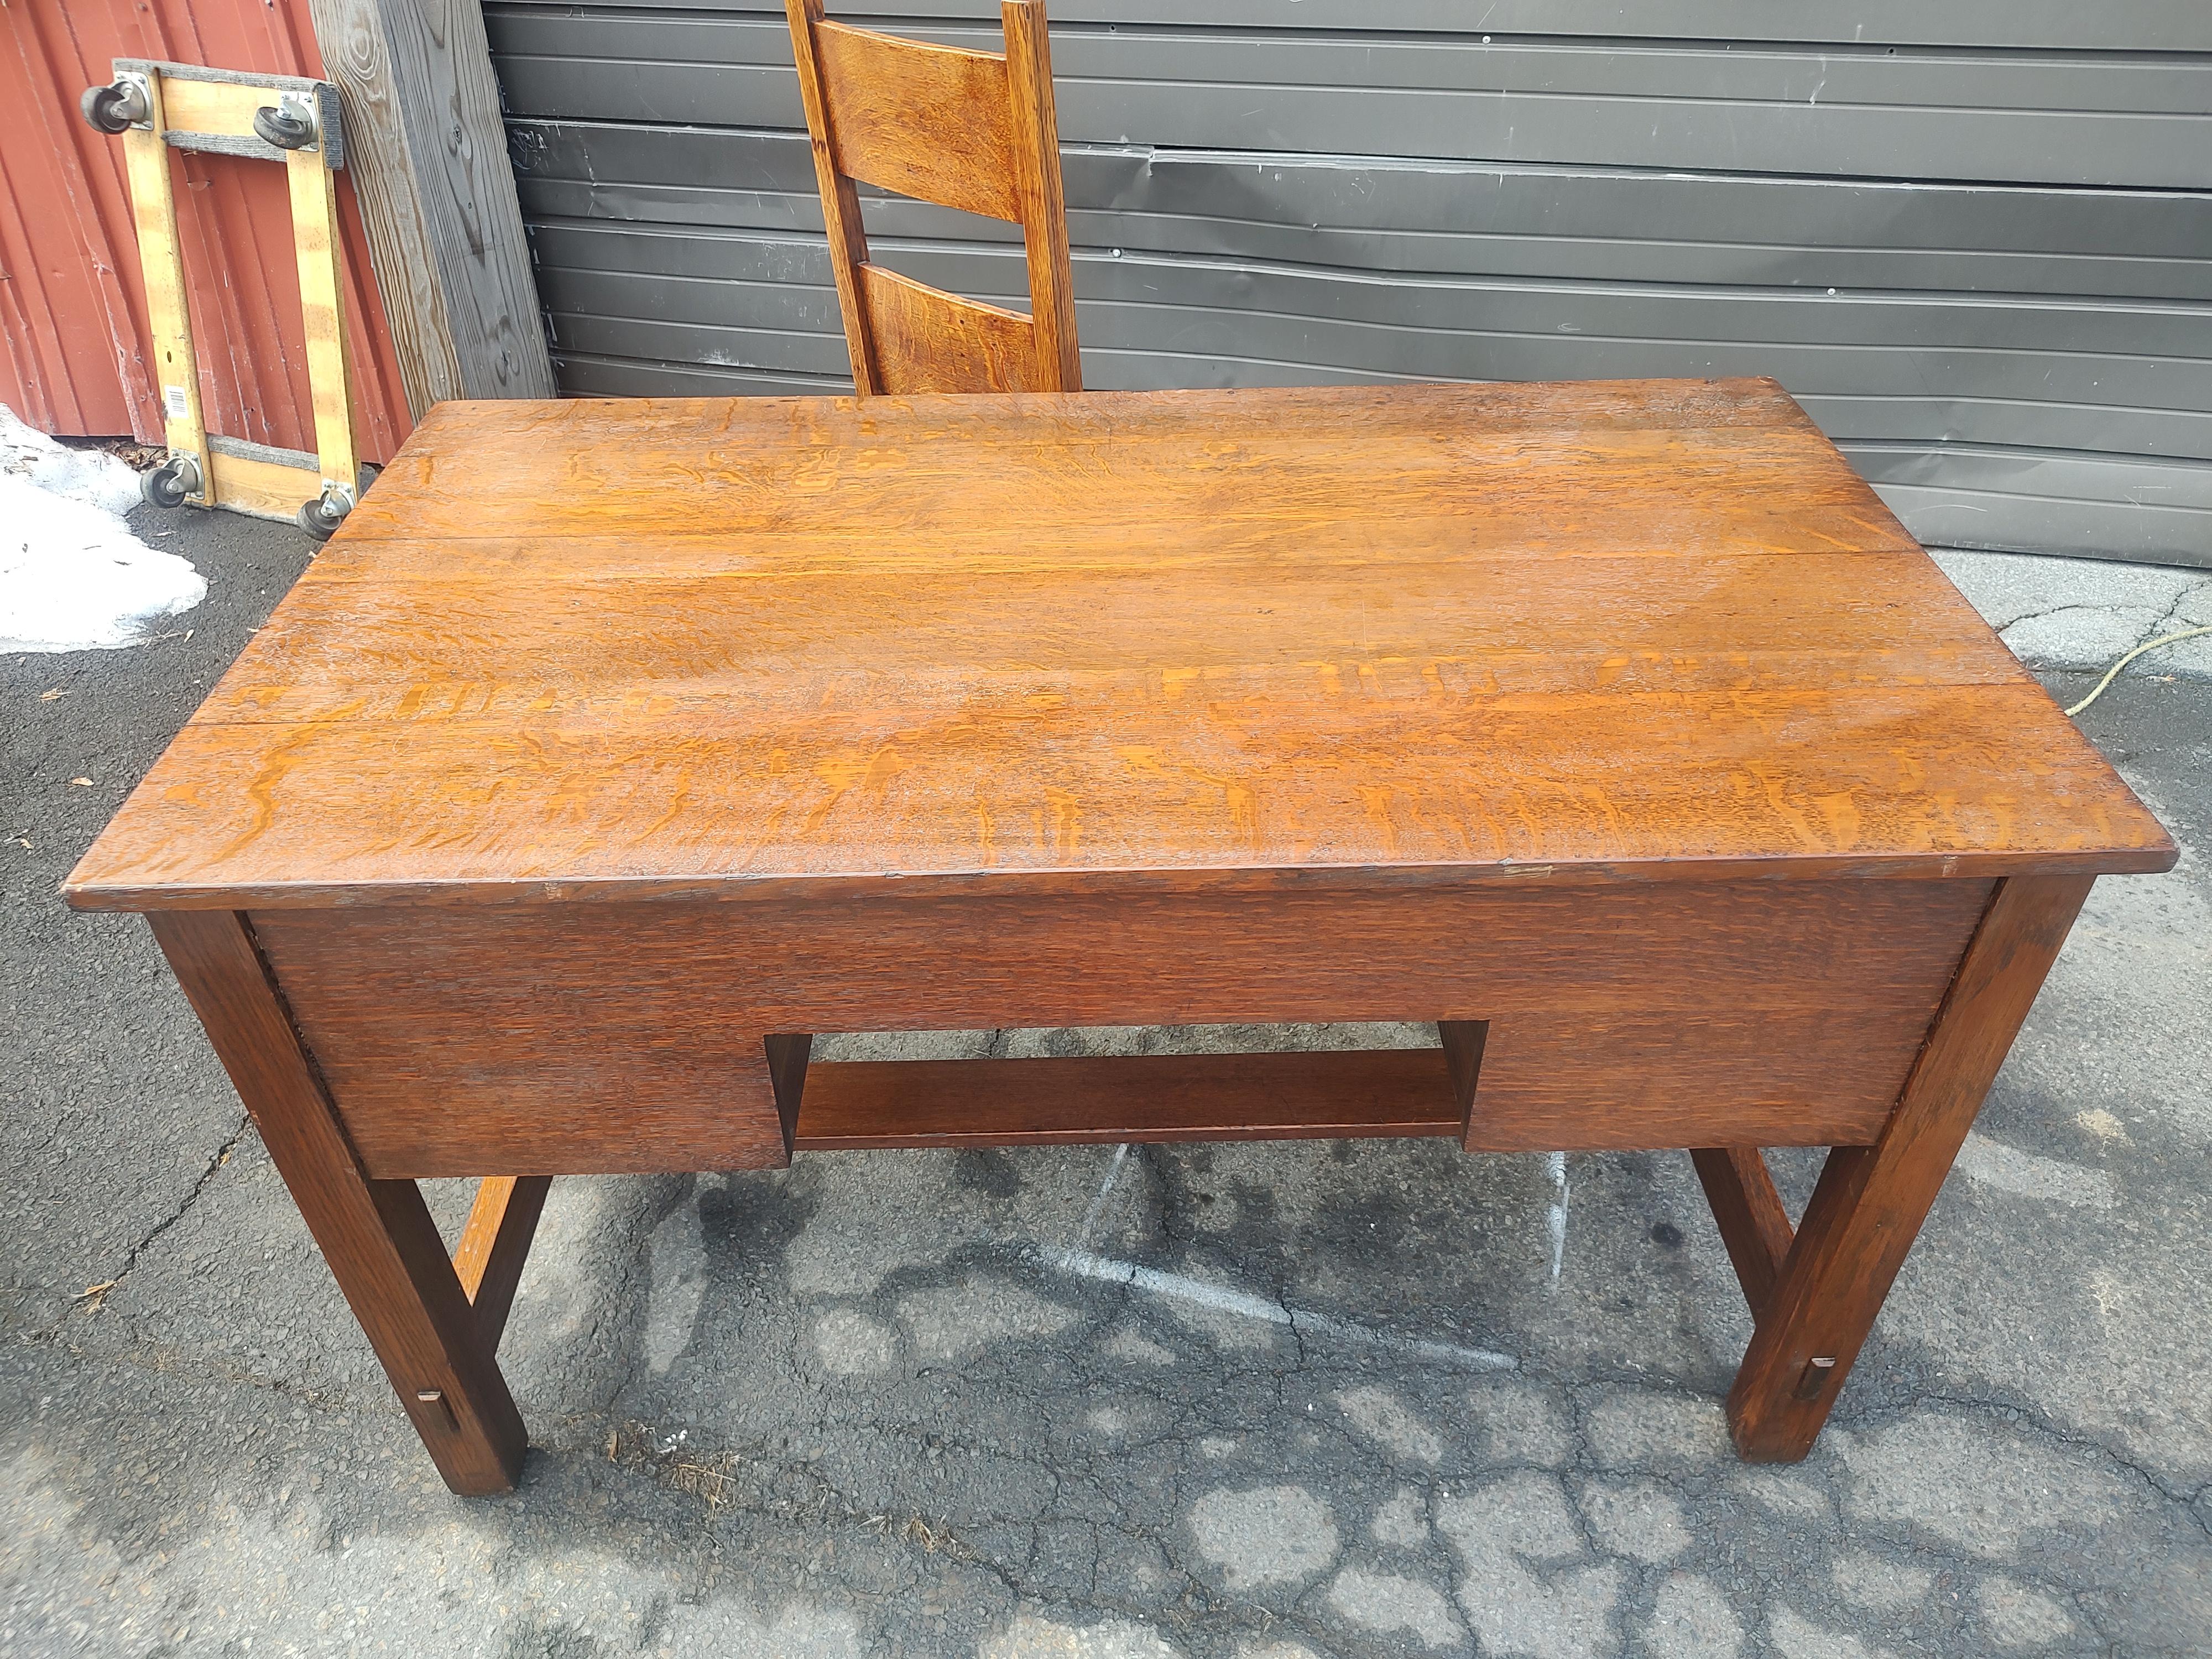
2062, 625, 2212, 718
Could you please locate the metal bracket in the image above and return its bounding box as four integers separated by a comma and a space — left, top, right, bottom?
118, 72, 154, 131
79, 72, 153, 134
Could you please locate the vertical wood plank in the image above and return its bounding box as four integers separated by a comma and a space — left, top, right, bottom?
304, 0, 555, 413
119, 71, 212, 503
786, 0, 880, 395
1438, 1019, 1488, 1138
285, 149, 361, 492
1691, 1145, 1795, 1318
148, 909, 526, 1494
1726, 874, 2095, 1460
763, 1032, 814, 1157
1001, 0, 1081, 391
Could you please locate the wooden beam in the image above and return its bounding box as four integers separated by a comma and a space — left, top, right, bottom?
1691, 1146, 1795, 1319
148, 910, 525, 1493
1727, 874, 2095, 1460
285, 148, 361, 491
120, 73, 212, 504
205, 445, 320, 521
304, 0, 555, 416
763, 1032, 813, 1160
1438, 1019, 1488, 1140
451, 1174, 551, 1350
159, 78, 283, 140
791, 1047, 1466, 1151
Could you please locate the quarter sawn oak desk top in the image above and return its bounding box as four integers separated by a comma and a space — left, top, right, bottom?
64, 378, 2175, 1495
65, 378, 2171, 910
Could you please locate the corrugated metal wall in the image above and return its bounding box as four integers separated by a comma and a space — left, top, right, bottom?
488, 1, 2212, 566
0, 0, 411, 460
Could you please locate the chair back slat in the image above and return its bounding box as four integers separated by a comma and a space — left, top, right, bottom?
857, 264, 1051, 394
812, 22, 1022, 223
786, 0, 1081, 395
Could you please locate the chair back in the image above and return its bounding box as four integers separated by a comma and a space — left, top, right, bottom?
785, 0, 1081, 394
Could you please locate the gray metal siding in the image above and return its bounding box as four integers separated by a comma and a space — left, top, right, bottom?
486, 2, 2212, 566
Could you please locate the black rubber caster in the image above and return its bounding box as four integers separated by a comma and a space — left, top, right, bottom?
140, 454, 200, 509
298, 483, 352, 541
253, 101, 318, 150
81, 80, 149, 135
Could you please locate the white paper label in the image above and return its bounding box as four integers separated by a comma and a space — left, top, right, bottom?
162, 384, 190, 420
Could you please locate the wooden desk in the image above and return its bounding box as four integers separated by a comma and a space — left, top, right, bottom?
66, 379, 2174, 1495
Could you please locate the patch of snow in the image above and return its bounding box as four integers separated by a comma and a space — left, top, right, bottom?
1, 406, 141, 514
1, 406, 205, 653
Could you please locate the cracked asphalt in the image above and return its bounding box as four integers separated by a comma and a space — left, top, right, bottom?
4, 510, 2209, 1658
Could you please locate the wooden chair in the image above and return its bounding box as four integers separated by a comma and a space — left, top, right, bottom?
785, 0, 1081, 394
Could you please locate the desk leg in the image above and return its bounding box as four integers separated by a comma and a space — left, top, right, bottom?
150, 910, 528, 1494
1726, 874, 2093, 1461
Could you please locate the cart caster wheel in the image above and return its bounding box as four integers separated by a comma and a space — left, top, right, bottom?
253, 98, 318, 151
81, 79, 149, 135
140, 453, 201, 510
298, 482, 353, 541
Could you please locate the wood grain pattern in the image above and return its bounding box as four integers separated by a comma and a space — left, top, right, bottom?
158, 77, 280, 139
72, 679, 2166, 911
204, 448, 319, 523
1691, 1146, 1796, 1318
1462, 1008, 1929, 1153
196, 553, 2024, 722
784, 0, 881, 395
243, 878, 1985, 1176
450, 1174, 550, 1350
785, 0, 1080, 393
304, 0, 556, 411
856, 262, 1050, 393
813, 20, 1021, 222
65, 382, 2171, 912
148, 910, 524, 1493
999, 0, 1081, 390
284, 148, 360, 492
330, 382, 1898, 548
1727, 874, 2095, 1460
791, 1048, 1465, 1150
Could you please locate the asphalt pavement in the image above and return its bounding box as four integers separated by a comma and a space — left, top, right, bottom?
3, 508, 2208, 1657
